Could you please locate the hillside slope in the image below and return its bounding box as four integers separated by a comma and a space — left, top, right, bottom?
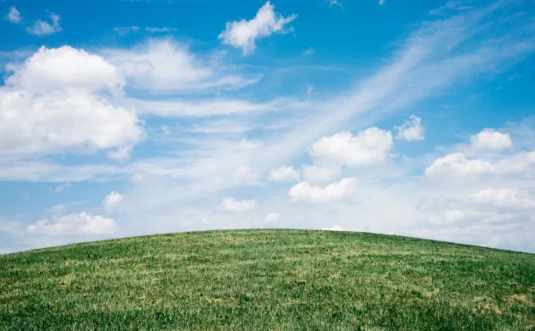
1, 230, 534, 330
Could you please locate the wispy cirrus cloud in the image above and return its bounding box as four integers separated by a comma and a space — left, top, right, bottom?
113, 26, 178, 36
131, 96, 310, 117
103, 39, 261, 94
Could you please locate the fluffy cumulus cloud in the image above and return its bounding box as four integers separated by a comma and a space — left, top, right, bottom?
425, 153, 494, 177
5, 6, 21, 23
395, 115, 425, 141
417, 118, 535, 252
310, 127, 393, 167
218, 1, 296, 55
219, 197, 257, 212
27, 12, 61, 36
289, 178, 357, 203
103, 192, 124, 211
0, 46, 144, 157
470, 129, 513, 151
26, 212, 117, 236
269, 166, 300, 182
0, 89, 143, 156
6, 46, 124, 93
425, 152, 535, 178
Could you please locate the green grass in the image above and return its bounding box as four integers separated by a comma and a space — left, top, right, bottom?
1, 230, 534, 330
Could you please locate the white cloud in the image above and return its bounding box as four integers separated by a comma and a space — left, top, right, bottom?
265, 212, 280, 222
470, 129, 513, 151
429, 1, 472, 16
26, 212, 117, 236
5, 6, 21, 23
144, 27, 178, 33
469, 188, 535, 210
113, 26, 177, 36
289, 178, 357, 203
134, 97, 306, 117
27, 12, 61, 36
259, 1, 535, 175
48, 204, 67, 214
104, 39, 259, 93
136, 99, 264, 117
232, 165, 260, 185
430, 209, 470, 224
379, 0, 386, 5
218, 1, 296, 55
310, 127, 393, 167
269, 166, 300, 182
2, 1, 535, 255
103, 191, 123, 210
218, 197, 257, 212
55, 182, 71, 193
129, 174, 145, 183
413, 223, 535, 253
418, 184, 535, 250
301, 164, 341, 184
114, 26, 141, 35
328, 0, 343, 8
425, 151, 535, 178
0, 46, 144, 157
428, 209, 515, 225
396, 115, 424, 141
0, 89, 143, 157
182, 120, 252, 134
6, 46, 124, 93
302, 47, 315, 56
108, 145, 133, 161
425, 153, 494, 177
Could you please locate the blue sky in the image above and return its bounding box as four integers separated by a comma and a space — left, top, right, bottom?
1, 0, 535, 254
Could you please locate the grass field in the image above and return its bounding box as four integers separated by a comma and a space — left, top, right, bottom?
1, 230, 534, 330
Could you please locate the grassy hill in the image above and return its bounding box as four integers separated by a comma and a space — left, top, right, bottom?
1, 230, 534, 330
